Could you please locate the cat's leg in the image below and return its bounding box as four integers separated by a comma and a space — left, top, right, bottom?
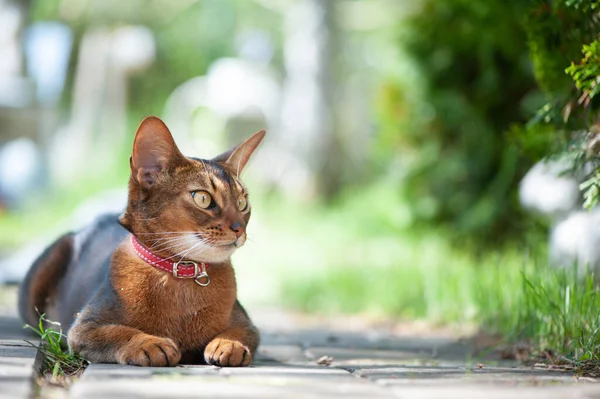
67, 278, 181, 367
69, 321, 181, 366
204, 300, 260, 367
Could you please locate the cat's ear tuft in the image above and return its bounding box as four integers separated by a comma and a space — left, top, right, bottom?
213, 130, 266, 175
131, 116, 185, 188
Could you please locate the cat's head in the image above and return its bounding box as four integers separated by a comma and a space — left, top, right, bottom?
119, 116, 265, 264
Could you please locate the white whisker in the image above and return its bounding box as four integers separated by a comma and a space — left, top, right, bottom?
136, 231, 200, 235
148, 236, 192, 251
176, 241, 207, 263
162, 238, 210, 262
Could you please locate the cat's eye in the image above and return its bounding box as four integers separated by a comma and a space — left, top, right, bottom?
192, 191, 212, 209
238, 196, 248, 211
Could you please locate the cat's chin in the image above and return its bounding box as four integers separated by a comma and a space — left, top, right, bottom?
192, 246, 236, 264
183, 235, 240, 264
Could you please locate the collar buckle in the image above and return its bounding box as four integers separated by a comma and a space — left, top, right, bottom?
172, 260, 198, 279
172, 260, 210, 286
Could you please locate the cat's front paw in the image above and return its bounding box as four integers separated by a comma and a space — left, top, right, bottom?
118, 334, 181, 367
204, 338, 251, 367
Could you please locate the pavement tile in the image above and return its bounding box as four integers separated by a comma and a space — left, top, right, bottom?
305, 346, 430, 364
69, 379, 354, 399
305, 346, 520, 369
0, 378, 34, 399
389, 385, 600, 399
71, 362, 400, 398
70, 373, 397, 399
0, 344, 38, 360
0, 360, 36, 378
255, 344, 308, 363
81, 363, 220, 380
354, 365, 579, 386
0, 316, 30, 340
377, 376, 578, 388
223, 375, 398, 398
218, 364, 350, 376
0, 316, 38, 399
0, 339, 35, 346
262, 329, 455, 351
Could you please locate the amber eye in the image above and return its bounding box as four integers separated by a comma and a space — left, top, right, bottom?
192, 191, 212, 209
238, 196, 248, 211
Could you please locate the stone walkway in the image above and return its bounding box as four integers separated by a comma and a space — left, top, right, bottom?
0, 316, 39, 399
0, 297, 599, 398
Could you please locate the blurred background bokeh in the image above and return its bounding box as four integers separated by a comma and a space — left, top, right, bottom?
1, 0, 599, 330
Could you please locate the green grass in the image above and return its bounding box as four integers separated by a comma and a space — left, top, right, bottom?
516, 268, 600, 364
24, 314, 88, 384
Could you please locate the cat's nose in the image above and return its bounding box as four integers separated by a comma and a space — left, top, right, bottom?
230, 222, 245, 238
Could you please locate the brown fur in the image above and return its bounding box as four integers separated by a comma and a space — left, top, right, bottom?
18, 233, 74, 326
21, 116, 264, 367
68, 241, 258, 365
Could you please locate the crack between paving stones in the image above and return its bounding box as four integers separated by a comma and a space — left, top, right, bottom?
28, 343, 86, 399
29, 344, 45, 398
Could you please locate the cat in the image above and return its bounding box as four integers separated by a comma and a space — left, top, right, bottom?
18, 116, 264, 367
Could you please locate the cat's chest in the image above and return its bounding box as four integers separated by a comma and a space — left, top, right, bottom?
151, 280, 236, 349
112, 260, 237, 350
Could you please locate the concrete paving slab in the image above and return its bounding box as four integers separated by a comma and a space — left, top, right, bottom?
0, 344, 37, 359
0, 316, 38, 399
69, 378, 383, 399
255, 344, 308, 363
2, 303, 600, 399
218, 364, 350, 376
70, 372, 398, 399
388, 385, 600, 399
353, 365, 580, 386
305, 345, 432, 364
0, 378, 35, 399
81, 363, 221, 380
72, 361, 398, 398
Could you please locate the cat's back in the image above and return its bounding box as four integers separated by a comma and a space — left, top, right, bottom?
55, 213, 128, 328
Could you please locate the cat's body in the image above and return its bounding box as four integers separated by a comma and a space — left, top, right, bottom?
18, 117, 264, 367
20, 213, 128, 330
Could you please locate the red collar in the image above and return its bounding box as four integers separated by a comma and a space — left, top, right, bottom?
130, 235, 211, 286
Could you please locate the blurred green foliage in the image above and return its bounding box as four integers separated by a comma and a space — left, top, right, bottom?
521, 0, 600, 208
377, 0, 543, 245
566, 41, 600, 104
378, 0, 600, 245
523, 0, 599, 130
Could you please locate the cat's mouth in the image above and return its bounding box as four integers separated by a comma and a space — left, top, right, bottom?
214, 239, 244, 250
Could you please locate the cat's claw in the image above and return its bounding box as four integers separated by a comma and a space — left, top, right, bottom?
118, 334, 181, 367
204, 338, 251, 367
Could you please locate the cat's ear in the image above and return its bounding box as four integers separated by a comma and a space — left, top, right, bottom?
131, 116, 186, 188
213, 130, 266, 174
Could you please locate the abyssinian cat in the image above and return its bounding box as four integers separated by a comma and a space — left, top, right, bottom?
18, 116, 264, 367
